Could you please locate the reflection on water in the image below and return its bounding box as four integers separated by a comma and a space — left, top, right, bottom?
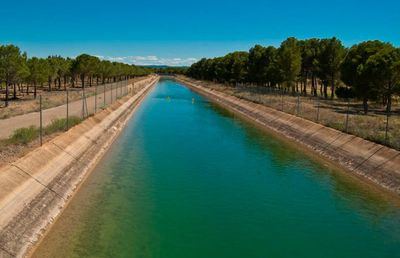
33, 79, 400, 258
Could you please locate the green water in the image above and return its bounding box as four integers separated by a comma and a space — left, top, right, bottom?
34, 79, 400, 258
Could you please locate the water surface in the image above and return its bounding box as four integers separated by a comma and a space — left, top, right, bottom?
33, 79, 400, 258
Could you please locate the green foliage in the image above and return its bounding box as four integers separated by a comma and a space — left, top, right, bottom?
0, 44, 29, 105
0, 45, 29, 84
44, 116, 82, 135
277, 37, 302, 91
153, 66, 188, 75
188, 37, 400, 109
363, 45, 400, 113
335, 86, 356, 99
27, 57, 50, 85
8, 126, 38, 144
248, 45, 277, 85
5, 116, 82, 145
0, 43, 153, 104
341, 40, 390, 113
315, 37, 345, 98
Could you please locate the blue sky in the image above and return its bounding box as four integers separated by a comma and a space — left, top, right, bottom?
0, 0, 399, 66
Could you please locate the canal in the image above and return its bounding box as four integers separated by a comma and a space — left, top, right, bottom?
33, 79, 400, 258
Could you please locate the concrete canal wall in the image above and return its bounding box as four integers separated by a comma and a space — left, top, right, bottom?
0, 76, 159, 258
177, 76, 400, 197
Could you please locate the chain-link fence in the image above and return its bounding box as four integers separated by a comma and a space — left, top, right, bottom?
0, 76, 155, 148
184, 78, 400, 150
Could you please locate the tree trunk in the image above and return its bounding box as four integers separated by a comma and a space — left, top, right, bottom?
48, 78, 52, 92
13, 83, 17, 99
330, 76, 335, 100
363, 97, 368, 114
5, 83, 9, 107
311, 74, 316, 96
81, 74, 85, 89
387, 94, 392, 114
319, 82, 323, 96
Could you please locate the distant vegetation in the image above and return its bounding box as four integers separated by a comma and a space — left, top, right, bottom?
153, 66, 188, 75
187, 37, 400, 114
0, 44, 152, 106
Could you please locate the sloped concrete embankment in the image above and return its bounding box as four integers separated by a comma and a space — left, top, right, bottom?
177, 77, 400, 196
0, 76, 159, 258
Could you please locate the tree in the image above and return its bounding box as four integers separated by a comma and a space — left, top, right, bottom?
71, 54, 100, 89
341, 40, 389, 114
46, 56, 61, 91
364, 45, 400, 114
0, 45, 29, 106
299, 38, 320, 96
316, 37, 345, 99
277, 37, 302, 93
248, 45, 268, 85
97, 60, 113, 84
224, 51, 249, 84
47, 56, 71, 90
27, 57, 50, 98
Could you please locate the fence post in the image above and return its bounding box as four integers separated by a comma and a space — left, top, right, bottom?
385, 101, 390, 144
94, 84, 97, 113
345, 99, 350, 132
316, 97, 320, 123
117, 81, 119, 98
81, 89, 84, 119
39, 95, 43, 146
296, 94, 300, 116
85, 89, 88, 117
103, 83, 106, 107
281, 89, 284, 112
111, 83, 113, 104
66, 90, 69, 131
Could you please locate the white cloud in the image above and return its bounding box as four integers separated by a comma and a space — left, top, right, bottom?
95, 55, 197, 66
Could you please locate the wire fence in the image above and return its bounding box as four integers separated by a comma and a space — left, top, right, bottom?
184, 78, 400, 151
0, 76, 155, 148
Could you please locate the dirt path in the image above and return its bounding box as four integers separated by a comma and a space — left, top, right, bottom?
0, 76, 154, 140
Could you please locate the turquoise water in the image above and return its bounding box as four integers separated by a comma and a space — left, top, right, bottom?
34, 79, 400, 258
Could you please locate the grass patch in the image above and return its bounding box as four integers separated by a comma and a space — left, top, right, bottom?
5, 116, 83, 146
44, 116, 82, 135
8, 126, 39, 145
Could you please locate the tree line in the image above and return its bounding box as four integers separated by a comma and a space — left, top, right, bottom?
187, 38, 400, 114
0, 44, 152, 107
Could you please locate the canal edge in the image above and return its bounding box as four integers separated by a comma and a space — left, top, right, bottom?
0, 76, 159, 258
175, 76, 400, 199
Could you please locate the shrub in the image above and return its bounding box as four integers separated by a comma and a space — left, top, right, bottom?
44, 116, 82, 135
9, 126, 39, 144
335, 86, 356, 99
